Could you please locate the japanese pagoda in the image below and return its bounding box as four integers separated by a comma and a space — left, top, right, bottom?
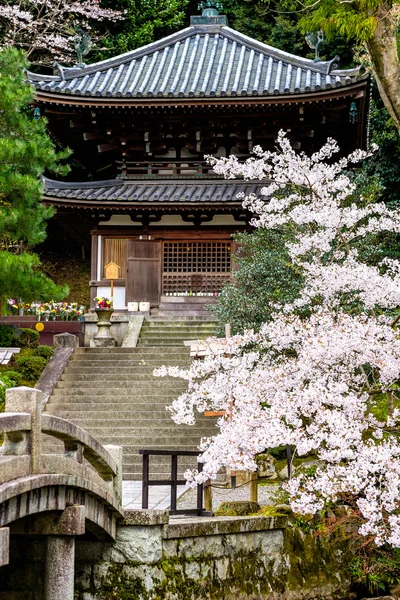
28, 3, 369, 310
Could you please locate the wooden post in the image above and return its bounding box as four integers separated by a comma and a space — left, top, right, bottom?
204, 480, 212, 512
250, 471, 258, 503
104, 262, 120, 307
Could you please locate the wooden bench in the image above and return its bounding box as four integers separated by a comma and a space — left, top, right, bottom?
0, 348, 21, 366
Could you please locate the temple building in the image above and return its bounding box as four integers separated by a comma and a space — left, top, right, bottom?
28, 4, 369, 310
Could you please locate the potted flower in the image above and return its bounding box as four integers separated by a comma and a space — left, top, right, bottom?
7, 299, 18, 315
94, 296, 112, 309
92, 297, 115, 347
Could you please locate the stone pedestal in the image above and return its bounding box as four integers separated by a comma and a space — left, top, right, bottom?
44, 536, 75, 600
91, 308, 115, 347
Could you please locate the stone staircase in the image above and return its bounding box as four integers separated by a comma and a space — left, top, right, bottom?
138, 317, 219, 346
44, 319, 219, 480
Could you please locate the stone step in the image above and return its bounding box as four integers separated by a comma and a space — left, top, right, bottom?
137, 340, 195, 346
58, 375, 183, 384
47, 431, 206, 443
62, 368, 186, 376
49, 391, 181, 399
140, 326, 217, 333
64, 363, 188, 371
55, 380, 187, 388
138, 332, 211, 338
68, 357, 190, 364
46, 403, 184, 412
47, 406, 188, 414
48, 397, 183, 406
158, 302, 215, 310
45, 411, 212, 422
67, 359, 191, 367
44, 420, 214, 433
141, 321, 218, 328
74, 347, 190, 354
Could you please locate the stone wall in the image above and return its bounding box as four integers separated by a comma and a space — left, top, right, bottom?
74, 511, 354, 600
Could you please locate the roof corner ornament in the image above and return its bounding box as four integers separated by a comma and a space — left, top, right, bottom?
54, 62, 66, 80
326, 55, 340, 74
305, 30, 324, 62
74, 26, 91, 68
198, 0, 222, 16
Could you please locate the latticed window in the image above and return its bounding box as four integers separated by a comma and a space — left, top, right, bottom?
162, 241, 231, 294
103, 238, 127, 278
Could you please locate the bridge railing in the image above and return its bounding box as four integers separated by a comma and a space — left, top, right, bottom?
0, 386, 122, 506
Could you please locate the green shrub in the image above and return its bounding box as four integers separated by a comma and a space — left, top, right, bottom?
0, 324, 21, 347
4, 370, 23, 385
15, 355, 47, 382
17, 328, 39, 349
34, 345, 54, 360
0, 373, 20, 411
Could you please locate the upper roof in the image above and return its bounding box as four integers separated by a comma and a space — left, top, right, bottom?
28, 20, 365, 100
42, 177, 262, 206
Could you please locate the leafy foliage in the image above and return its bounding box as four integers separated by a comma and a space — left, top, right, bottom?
0, 47, 69, 310
219, 0, 356, 66
0, 324, 20, 347
211, 229, 303, 333
16, 329, 39, 349
362, 96, 400, 208
15, 354, 47, 382
95, 0, 188, 59
34, 345, 54, 360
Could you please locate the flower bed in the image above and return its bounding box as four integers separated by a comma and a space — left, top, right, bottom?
7, 300, 85, 320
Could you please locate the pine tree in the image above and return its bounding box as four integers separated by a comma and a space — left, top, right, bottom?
0, 47, 69, 309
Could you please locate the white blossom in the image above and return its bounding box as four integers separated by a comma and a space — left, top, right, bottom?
156, 132, 400, 547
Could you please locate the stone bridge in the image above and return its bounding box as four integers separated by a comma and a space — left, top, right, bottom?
0, 386, 123, 600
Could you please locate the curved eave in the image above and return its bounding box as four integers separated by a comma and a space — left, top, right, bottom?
34, 78, 368, 108
43, 196, 243, 210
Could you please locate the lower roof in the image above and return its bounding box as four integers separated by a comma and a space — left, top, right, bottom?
43, 178, 263, 207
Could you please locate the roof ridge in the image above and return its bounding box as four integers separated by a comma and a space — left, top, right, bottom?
222, 27, 360, 76
30, 26, 197, 82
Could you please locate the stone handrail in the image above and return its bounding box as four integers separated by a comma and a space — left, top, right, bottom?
0, 387, 122, 506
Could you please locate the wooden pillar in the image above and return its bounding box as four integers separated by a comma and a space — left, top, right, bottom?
204, 481, 213, 512
249, 472, 258, 503
90, 232, 98, 309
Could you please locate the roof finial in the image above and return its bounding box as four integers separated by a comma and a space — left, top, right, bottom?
305, 30, 324, 62
198, 0, 222, 17
74, 26, 91, 68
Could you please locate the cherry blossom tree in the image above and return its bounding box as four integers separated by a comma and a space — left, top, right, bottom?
0, 1, 123, 68
155, 132, 400, 547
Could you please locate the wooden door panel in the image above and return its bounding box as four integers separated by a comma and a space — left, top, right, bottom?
126, 241, 161, 304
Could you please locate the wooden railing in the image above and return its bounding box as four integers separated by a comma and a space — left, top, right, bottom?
116, 159, 222, 179
139, 449, 211, 516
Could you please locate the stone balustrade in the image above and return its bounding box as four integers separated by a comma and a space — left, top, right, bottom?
0, 386, 123, 600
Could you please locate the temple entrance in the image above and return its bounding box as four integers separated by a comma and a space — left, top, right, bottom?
125, 239, 231, 305
126, 240, 161, 304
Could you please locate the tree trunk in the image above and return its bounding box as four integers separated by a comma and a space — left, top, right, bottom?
367, 6, 400, 133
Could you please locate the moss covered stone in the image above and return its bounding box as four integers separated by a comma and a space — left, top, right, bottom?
215, 501, 260, 516
73, 515, 355, 600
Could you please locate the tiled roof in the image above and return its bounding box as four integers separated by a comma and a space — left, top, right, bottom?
28, 23, 364, 100
43, 178, 263, 204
